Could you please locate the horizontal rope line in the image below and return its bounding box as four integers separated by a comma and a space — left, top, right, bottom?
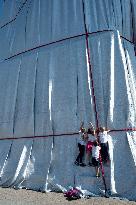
1, 30, 135, 62
120, 35, 135, 45
0, 132, 79, 141
0, 8, 135, 48
4, 33, 86, 61
109, 128, 136, 132
0, 128, 135, 141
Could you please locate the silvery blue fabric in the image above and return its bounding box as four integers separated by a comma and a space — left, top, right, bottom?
0, 0, 135, 201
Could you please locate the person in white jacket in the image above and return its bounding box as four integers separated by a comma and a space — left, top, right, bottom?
92, 140, 101, 177
98, 127, 109, 163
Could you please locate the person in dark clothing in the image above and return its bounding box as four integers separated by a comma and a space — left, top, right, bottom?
75, 122, 87, 166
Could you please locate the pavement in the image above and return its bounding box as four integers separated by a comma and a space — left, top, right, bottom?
0, 187, 135, 205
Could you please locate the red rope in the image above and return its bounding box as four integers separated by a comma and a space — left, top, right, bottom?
4, 33, 86, 61
82, 1, 100, 128
0, 132, 79, 141
81, 0, 109, 194
0, 127, 135, 141
85, 33, 99, 128
110, 128, 136, 132
0, 30, 134, 62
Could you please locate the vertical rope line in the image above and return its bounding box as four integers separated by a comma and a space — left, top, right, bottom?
130, 0, 136, 56
81, 0, 99, 128
81, 0, 108, 195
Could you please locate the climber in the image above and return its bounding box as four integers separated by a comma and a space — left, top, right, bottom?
92, 140, 101, 177
86, 125, 96, 166
98, 127, 110, 163
75, 122, 87, 167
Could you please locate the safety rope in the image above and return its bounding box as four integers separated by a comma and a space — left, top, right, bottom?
0, 132, 79, 141
0, 17, 135, 47
0, 128, 135, 141
82, 6, 99, 128
0, 30, 134, 63
81, 0, 109, 196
